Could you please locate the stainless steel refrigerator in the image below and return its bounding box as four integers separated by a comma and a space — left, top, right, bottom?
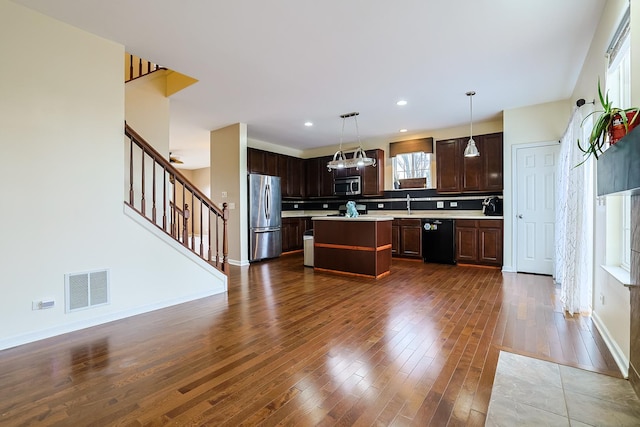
249, 174, 282, 261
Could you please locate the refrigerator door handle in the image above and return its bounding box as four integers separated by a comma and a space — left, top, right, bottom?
253, 229, 278, 233
265, 183, 270, 220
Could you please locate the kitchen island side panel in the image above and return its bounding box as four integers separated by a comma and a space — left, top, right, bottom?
313, 218, 392, 278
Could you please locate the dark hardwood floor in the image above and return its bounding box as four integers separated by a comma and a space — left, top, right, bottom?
0, 254, 621, 426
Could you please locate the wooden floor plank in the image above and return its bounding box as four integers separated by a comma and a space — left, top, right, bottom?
0, 254, 622, 426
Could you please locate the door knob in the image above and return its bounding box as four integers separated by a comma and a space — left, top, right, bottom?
517, 214, 523, 219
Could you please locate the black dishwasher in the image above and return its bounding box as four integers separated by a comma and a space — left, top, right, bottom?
422, 219, 456, 264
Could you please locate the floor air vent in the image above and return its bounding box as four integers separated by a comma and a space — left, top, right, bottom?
65, 269, 110, 312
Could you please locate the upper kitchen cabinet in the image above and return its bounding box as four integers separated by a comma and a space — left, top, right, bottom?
305, 156, 334, 198
360, 149, 385, 196
436, 138, 463, 193
248, 148, 305, 198
436, 132, 503, 194
286, 156, 305, 198
247, 148, 278, 176
480, 133, 504, 191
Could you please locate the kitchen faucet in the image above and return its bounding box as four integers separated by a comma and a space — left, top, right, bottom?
406, 194, 411, 215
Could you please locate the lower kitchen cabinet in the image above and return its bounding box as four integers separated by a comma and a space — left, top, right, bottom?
391, 218, 422, 259
455, 219, 503, 266
281, 217, 311, 253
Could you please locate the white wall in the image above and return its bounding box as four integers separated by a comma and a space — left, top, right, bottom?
211, 124, 248, 265
502, 100, 572, 272
572, 0, 631, 373
0, 0, 226, 350
125, 72, 170, 156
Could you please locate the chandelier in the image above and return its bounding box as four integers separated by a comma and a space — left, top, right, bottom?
327, 112, 376, 170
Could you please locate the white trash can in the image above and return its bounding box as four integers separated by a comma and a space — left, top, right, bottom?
303, 230, 314, 267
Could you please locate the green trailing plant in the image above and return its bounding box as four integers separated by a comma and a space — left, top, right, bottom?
577, 78, 639, 165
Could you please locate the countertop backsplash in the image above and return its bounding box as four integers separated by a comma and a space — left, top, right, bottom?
281, 188, 502, 218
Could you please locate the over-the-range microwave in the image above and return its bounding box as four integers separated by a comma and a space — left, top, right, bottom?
334, 176, 361, 196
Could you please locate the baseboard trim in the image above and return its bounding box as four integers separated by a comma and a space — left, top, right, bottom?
592, 311, 629, 378
0, 289, 225, 352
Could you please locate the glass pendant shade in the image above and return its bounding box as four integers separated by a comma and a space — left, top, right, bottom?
464, 138, 480, 157
464, 91, 480, 158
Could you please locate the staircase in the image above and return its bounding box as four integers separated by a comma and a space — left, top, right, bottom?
124, 123, 229, 274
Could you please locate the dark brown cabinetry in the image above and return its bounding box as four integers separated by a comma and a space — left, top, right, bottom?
248, 148, 305, 198
455, 219, 503, 266
391, 218, 422, 258
360, 149, 385, 196
436, 139, 463, 192
304, 156, 335, 198
281, 155, 304, 198
436, 133, 503, 194
249, 147, 385, 199
248, 148, 278, 176
281, 217, 311, 252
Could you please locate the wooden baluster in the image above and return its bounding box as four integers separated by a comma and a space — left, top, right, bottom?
128, 54, 133, 81
208, 206, 212, 262
140, 147, 145, 215
138, 57, 142, 79
171, 175, 176, 238
128, 136, 134, 205
222, 203, 229, 272
215, 212, 220, 267
152, 161, 157, 224
190, 192, 195, 250
199, 198, 204, 257
162, 167, 167, 232
183, 204, 190, 247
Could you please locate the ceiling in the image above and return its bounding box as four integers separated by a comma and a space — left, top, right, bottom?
15, 0, 606, 169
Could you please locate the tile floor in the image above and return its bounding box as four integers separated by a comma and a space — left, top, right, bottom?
486, 351, 640, 426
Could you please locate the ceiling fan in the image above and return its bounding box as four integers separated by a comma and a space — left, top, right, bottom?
169, 152, 183, 164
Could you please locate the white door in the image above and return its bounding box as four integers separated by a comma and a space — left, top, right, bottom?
515, 143, 559, 274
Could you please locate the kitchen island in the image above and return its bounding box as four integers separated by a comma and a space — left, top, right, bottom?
312, 216, 393, 278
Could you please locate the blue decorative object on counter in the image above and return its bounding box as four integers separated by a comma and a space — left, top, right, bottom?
345, 201, 359, 218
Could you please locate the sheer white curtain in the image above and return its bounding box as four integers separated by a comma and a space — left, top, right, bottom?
555, 108, 595, 315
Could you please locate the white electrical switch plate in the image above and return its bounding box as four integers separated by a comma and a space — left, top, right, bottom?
221, 191, 228, 198
294, 204, 298, 209
437, 201, 444, 209
323, 204, 328, 208
377, 203, 384, 208
229, 202, 236, 209
450, 201, 458, 207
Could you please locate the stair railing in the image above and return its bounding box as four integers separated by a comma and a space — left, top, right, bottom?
124, 123, 228, 273
125, 54, 166, 83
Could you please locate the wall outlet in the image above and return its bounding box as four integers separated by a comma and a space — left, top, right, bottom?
32, 300, 55, 310
377, 203, 384, 208
294, 204, 298, 209
450, 201, 458, 208
323, 204, 328, 208
600, 294, 605, 305
436, 201, 444, 209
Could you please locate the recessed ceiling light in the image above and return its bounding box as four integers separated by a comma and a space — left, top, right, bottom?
396, 100, 407, 106
399, 129, 408, 133
304, 121, 313, 127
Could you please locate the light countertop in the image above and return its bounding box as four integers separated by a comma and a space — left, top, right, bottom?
284, 210, 502, 220
311, 215, 393, 222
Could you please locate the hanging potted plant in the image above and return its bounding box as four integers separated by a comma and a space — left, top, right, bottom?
578, 79, 639, 163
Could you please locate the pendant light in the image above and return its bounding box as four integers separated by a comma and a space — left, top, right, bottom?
327, 112, 376, 170
464, 91, 480, 157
